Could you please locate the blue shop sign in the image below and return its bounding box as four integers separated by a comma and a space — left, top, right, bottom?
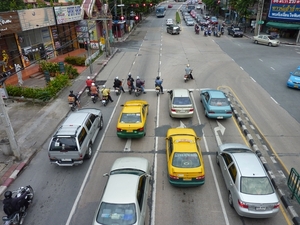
268, 0, 300, 21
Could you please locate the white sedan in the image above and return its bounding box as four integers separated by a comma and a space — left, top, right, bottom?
253, 35, 280, 47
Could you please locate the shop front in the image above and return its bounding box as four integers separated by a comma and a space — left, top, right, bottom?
0, 11, 22, 76
17, 8, 56, 66
53, 5, 83, 55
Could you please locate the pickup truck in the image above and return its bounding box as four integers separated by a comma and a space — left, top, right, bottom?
227, 26, 244, 37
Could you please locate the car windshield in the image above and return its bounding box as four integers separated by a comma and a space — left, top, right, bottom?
172, 152, 201, 168
209, 98, 229, 106
267, 35, 276, 40
234, 27, 241, 31
120, 113, 141, 123
173, 97, 191, 105
97, 202, 136, 225
241, 177, 274, 195
49, 137, 77, 151
293, 69, 300, 76
110, 169, 145, 176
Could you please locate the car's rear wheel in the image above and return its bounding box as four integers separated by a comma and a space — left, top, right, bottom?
216, 152, 219, 166
268, 42, 272, 47
85, 144, 92, 159
254, 40, 258, 44
99, 116, 104, 130
228, 192, 234, 208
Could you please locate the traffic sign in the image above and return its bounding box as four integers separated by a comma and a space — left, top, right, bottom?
114, 20, 119, 24
257, 20, 264, 25
117, 4, 124, 7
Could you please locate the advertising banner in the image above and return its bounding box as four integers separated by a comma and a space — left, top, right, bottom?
0, 12, 22, 35
54, 5, 83, 24
268, 0, 300, 20
18, 8, 56, 31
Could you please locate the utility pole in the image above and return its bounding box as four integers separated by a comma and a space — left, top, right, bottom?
0, 95, 20, 160
103, 2, 111, 56
255, 0, 265, 36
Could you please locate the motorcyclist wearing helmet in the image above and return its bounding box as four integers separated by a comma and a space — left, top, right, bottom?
3, 190, 29, 217
155, 76, 164, 94
113, 77, 125, 93
101, 85, 114, 102
185, 64, 194, 80
90, 83, 100, 98
68, 90, 80, 108
86, 76, 93, 92
136, 76, 146, 94
127, 73, 135, 90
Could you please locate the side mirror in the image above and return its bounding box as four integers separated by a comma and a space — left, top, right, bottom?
120, 104, 124, 107
103, 173, 109, 177
290, 72, 293, 75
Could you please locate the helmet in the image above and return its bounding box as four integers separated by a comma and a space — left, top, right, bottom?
4, 191, 12, 199
70, 90, 73, 94
187, 64, 189, 67
137, 76, 140, 79
102, 85, 106, 88
156, 76, 160, 80
128, 73, 131, 77
116, 76, 119, 80
92, 83, 95, 86
87, 76, 90, 79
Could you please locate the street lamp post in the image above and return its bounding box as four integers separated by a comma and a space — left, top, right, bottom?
103, 3, 111, 56
255, 0, 265, 36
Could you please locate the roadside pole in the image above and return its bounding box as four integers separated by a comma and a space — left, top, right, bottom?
0, 95, 21, 160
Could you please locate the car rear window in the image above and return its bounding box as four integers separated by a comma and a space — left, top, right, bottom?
172, 153, 200, 168
49, 137, 77, 151
241, 177, 274, 195
97, 202, 136, 225
120, 113, 141, 123
210, 98, 229, 106
173, 97, 191, 105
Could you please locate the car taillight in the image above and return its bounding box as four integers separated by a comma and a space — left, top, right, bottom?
171, 108, 176, 112
137, 127, 144, 131
273, 203, 280, 209
226, 111, 232, 114
196, 175, 205, 180
238, 199, 248, 208
169, 175, 179, 179
117, 128, 122, 132
208, 111, 215, 114
189, 108, 194, 112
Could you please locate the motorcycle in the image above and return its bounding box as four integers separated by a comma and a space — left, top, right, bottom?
91, 93, 99, 103
155, 86, 161, 96
204, 29, 208, 36
85, 86, 91, 96
195, 28, 200, 34
101, 95, 110, 106
68, 93, 80, 111
135, 87, 143, 97
216, 31, 221, 37
208, 29, 212, 36
127, 85, 135, 95
115, 87, 121, 96
184, 71, 193, 82
2, 185, 34, 225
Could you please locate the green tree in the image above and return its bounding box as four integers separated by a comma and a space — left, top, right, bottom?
0, 0, 25, 12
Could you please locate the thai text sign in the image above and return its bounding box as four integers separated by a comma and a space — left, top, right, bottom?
54, 5, 83, 24
0, 12, 21, 35
268, 0, 300, 20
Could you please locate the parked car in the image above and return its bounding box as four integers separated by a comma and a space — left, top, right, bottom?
167, 24, 181, 35
166, 18, 174, 26
166, 127, 205, 187
168, 89, 194, 118
185, 18, 194, 26
216, 143, 280, 218
48, 108, 103, 166
227, 26, 244, 37
253, 35, 280, 47
209, 16, 218, 25
117, 100, 149, 138
287, 65, 300, 89
200, 89, 232, 119
93, 157, 151, 225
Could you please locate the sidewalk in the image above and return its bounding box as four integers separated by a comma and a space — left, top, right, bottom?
0, 30, 132, 195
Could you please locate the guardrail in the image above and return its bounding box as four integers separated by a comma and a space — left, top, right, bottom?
287, 168, 300, 204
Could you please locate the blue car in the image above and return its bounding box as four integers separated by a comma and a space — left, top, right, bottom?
287, 66, 300, 89
200, 89, 232, 119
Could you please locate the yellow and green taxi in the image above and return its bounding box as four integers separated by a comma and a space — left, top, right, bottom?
117, 100, 149, 139
165, 128, 205, 187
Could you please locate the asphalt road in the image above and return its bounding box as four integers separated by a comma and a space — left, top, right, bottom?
1, 3, 299, 225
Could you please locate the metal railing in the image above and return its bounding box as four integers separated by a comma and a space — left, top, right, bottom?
287, 168, 300, 204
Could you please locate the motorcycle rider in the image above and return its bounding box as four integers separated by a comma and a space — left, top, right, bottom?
195, 24, 200, 33
155, 76, 164, 94
86, 76, 93, 92
101, 85, 114, 102
185, 64, 194, 80
68, 90, 80, 108
136, 76, 146, 94
127, 73, 135, 90
113, 77, 125, 93
90, 83, 100, 98
3, 190, 29, 218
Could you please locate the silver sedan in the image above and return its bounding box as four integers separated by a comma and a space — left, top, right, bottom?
253, 35, 280, 47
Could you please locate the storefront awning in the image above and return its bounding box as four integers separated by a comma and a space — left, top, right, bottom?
266, 22, 300, 30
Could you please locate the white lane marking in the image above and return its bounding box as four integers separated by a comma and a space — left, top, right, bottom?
271, 67, 275, 70
259, 58, 263, 62
240, 66, 244, 71
270, 97, 279, 104
66, 94, 121, 225
250, 77, 257, 82
151, 84, 161, 225
191, 93, 230, 225
124, 139, 132, 151
278, 170, 286, 178
270, 156, 277, 163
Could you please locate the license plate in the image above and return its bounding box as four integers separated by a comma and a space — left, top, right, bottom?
61, 159, 72, 162
127, 130, 133, 133
85, 89, 89, 92
69, 104, 73, 107
179, 110, 186, 113
183, 178, 191, 181
256, 207, 266, 211
217, 116, 223, 119
91, 96, 94, 98
294, 85, 298, 88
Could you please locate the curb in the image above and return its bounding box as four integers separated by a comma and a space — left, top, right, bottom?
231, 105, 300, 225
